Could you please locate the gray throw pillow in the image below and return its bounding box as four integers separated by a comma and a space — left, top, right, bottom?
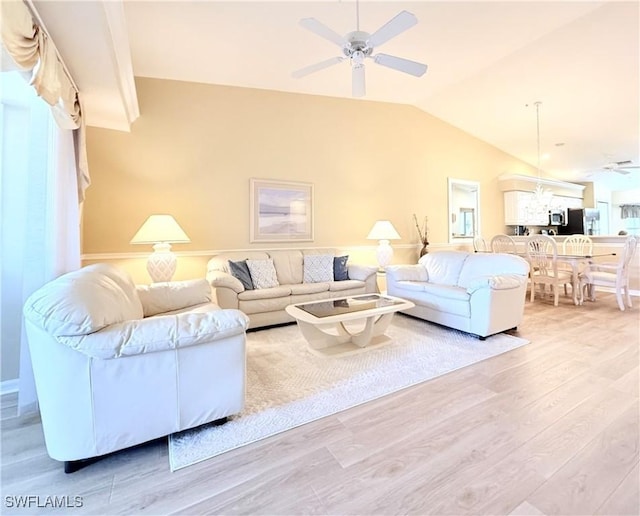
334, 255, 349, 281
228, 260, 254, 290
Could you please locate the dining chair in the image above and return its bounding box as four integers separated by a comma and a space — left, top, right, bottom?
562, 234, 593, 255
525, 234, 573, 306
578, 235, 638, 311
473, 236, 489, 252
559, 234, 594, 296
490, 234, 517, 254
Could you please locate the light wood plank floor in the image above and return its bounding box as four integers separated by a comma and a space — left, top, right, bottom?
1, 292, 638, 515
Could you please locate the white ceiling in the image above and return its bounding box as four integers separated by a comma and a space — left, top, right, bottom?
32, 1, 640, 191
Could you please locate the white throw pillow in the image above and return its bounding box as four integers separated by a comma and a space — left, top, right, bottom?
246, 259, 280, 289
303, 254, 334, 283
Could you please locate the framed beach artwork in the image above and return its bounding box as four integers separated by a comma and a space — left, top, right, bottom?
250, 179, 314, 242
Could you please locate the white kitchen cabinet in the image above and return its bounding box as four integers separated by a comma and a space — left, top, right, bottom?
551, 195, 583, 210
504, 191, 548, 226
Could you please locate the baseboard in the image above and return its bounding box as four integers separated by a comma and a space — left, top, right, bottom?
1, 379, 19, 395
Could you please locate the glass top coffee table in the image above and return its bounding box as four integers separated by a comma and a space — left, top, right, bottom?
285, 294, 414, 357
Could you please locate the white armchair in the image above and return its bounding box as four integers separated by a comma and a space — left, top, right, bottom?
23, 263, 249, 472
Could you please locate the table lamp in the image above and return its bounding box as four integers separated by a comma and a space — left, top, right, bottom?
367, 220, 401, 268
130, 214, 190, 283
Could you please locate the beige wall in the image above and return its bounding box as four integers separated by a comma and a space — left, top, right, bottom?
83, 77, 536, 282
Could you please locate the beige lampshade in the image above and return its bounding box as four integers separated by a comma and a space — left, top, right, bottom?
130, 215, 191, 244
366, 220, 401, 240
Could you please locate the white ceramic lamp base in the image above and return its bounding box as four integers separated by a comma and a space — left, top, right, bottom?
147, 243, 177, 283
375, 239, 394, 268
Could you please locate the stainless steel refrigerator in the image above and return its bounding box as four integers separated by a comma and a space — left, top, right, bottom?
558, 208, 600, 235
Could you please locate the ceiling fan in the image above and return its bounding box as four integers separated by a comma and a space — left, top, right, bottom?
601, 159, 639, 175
292, 2, 428, 98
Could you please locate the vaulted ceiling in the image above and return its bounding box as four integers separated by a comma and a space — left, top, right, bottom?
32, 1, 640, 190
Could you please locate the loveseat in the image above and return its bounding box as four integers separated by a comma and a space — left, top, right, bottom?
386, 251, 530, 339
23, 263, 249, 472
206, 250, 378, 329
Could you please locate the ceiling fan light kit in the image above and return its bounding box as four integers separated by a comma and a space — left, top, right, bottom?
293, 6, 428, 98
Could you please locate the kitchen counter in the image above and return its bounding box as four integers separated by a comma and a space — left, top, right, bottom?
511, 235, 629, 244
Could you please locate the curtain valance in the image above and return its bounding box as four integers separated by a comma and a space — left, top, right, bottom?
1, 0, 89, 201
620, 204, 640, 219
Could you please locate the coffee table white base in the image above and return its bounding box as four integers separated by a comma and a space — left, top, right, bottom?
286, 295, 414, 357
295, 313, 396, 357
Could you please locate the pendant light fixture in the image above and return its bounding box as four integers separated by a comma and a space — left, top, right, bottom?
525, 101, 553, 224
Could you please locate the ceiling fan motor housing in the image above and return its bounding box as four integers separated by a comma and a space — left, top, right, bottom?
343, 31, 373, 61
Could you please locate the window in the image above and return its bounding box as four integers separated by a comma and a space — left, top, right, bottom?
448, 178, 480, 242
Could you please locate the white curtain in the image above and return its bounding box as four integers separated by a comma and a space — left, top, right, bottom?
1, 72, 81, 414
1, 0, 89, 201
1, 1, 87, 414
620, 204, 640, 219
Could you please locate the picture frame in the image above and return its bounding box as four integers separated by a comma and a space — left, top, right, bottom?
250, 179, 314, 242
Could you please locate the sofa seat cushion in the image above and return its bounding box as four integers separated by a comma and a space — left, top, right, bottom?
403, 289, 470, 318
289, 283, 329, 295
328, 280, 365, 292
393, 282, 470, 317
238, 285, 292, 301
156, 302, 220, 316
239, 297, 292, 315
398, 282, 470, 301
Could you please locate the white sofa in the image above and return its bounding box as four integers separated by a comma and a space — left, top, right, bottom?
206, 250, 379, 329
23, 263, 249, 472
386, 251, 530, 339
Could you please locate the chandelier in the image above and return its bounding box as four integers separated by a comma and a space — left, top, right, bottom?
525, 101, 553, 222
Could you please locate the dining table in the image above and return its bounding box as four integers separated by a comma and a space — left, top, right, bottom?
522, 252, 616, 305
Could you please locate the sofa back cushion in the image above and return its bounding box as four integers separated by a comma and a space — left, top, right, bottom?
82, 263, 143, 320
207, 252, 270, 275
457, 253, 530, 289
23, 268, 136, 337
136, 278, 212, 317
269, 250, 304, 285
419, 251, 470, 286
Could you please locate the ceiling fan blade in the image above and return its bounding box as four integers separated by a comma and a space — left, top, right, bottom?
299, 18, 347, 47
614, 168, 632, 175
292, 57, 344, 78
352, 65, 365, 98
367, 10, 418, 48
373, 53, 428, 77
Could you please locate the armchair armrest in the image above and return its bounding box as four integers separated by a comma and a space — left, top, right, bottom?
57, 309, 250, 359
385, 265, 429, 283
466, 274, 527, 294
207, 270, 245, 294
347, 263, 379, 282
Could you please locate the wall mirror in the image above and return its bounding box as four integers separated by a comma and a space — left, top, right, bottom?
448, 178, 480, 242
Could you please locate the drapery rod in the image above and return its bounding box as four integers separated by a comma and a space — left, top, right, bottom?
24, 0, 80, 95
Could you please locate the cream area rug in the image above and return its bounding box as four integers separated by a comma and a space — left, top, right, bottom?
168, 314, 528, 471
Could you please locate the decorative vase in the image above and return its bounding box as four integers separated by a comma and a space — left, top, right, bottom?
419, 243, 429, 257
